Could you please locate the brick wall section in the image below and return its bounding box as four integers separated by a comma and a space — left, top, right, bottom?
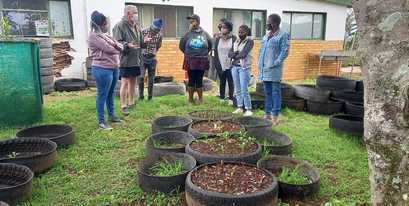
155, 40, 343, 81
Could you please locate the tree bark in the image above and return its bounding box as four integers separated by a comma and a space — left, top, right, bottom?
353, 1, 409, 205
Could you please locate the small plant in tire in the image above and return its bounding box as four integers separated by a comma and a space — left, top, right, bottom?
149, 159, 186, 176
278, 166, 312, 185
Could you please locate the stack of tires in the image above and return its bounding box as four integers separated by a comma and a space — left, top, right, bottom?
255, 82, 305, 111
38, 38, 54, 94
86, 57, 96, 87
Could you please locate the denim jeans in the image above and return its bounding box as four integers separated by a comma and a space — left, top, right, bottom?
231, 66, 252, 110
264, 81, 282, 116
219, 69, 234, 100
138, 59, 156, 99
92, 66, 118, 123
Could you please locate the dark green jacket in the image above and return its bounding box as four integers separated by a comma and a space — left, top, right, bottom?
113, 18, 145, 68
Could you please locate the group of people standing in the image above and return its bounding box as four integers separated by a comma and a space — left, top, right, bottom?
88, 5, 289, 130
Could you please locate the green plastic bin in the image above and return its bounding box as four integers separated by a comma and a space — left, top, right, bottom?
0, 40, 43, 127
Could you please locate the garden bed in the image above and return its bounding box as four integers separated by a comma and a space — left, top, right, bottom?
188, 120, 245, 138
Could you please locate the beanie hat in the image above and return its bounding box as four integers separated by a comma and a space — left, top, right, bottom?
152, 18, 163, 30
91, 11, 106, 27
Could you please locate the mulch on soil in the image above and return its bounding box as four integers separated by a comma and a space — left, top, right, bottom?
191, 120, 242, 134
190, 136, 258, 155
191, 162, 273, 195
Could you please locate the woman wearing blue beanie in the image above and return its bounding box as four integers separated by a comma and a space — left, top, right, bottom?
89, 11, 124, 130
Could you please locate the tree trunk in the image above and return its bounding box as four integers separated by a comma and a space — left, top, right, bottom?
353, 1, 409, 205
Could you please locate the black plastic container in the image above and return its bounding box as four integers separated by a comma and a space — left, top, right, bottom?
151, 116, 193, 133
145, 131, 195, 156
16, 124, 75, 147
0, 163, 33, 205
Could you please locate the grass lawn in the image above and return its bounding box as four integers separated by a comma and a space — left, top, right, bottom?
0, 90, 370, 206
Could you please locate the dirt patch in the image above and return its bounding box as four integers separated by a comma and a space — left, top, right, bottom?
191, 162, 273, 195
190, 136, 258, 155
191, 120, 242, 134
44, 89, 95, 104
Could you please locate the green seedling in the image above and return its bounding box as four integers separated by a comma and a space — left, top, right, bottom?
278, 166, 311, 185
150, 159, 185, 177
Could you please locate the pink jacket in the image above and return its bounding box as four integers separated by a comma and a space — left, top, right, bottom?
88, 33, 123, 69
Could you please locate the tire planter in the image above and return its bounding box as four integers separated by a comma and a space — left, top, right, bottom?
203, 78, 214, 92
188, 120, 245, 138
138, 153, 196, 193
40, 58, 53, 68
0, 138, 57, 174
345, 102, 364, 117
153, 82, 186, 97
185, 162, 278, 206
282, 83, 295, 99
235, 116, 272, 139
146, 131, 195, 156
356, 80, 364, 92
250, 92, 265, 110
257, 155, 320, 199
86, 80, 96, 88
329, 115, 364, 136
185, 136, 262, 165
41, 75, 54, 85
39, 48, 53, 59
282, 97, 306, 111
40, 67, 53, 76
316, 75, 357, 91
257, 130, 292, 156
38, 38, 52, 49
256, 82, 265, 96
16, 124, 75, 148
154, 76, 174, 84
294, 85, 330, 102
306, 100, 344, 115
331, 91, 364, 103
152, 116, 193, 134
0, 163, 33, 205
187, 110, 233, 122
55, 78, 87, 92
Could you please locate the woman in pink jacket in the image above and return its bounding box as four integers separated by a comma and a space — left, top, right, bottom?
88, 11, 123, 130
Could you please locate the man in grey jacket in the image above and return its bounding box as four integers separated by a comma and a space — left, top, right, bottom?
113, 5, 148, 115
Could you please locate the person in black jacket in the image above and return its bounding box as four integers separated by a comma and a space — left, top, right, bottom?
214, 20, 236, 103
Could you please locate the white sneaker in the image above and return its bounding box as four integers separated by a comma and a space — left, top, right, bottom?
243, 110, 253, 117
233, 108, 244, 114
219, 99, 226, 103
228, 100, 234, 105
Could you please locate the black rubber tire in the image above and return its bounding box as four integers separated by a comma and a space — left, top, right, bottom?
356, 80, 364, 92
282, 83, 295, 99
235, 116, 272, 139
331, 91, 364, 103
16, 124, 75, 148
40, 58, 53, 68
154, 76, 174, 84
42, 84, 55, 95
188, 120, 245, 138
152, 116, 193, 134
0, 163, 33, 205
282, 97, 306, 111
40, 67, 53, 76
153, 82, 186, 97
0, 138, 57, 174
38, 38, 52, 49
256, 82, 265, 96
294, 85, 331, 102
187, 110, 233, 122
329, 115, 364, 136
55, 78, 87, 92
250, 92, 265, 110
256, 130, 292, 156
86, 80, 96, 88
39, 48, 53, 59
203, 78, 214, 92
316, 75, 357, 91
185, 137, 262, 165
345, 102, 364, 117
306, 100, 344, 115
185, 162, 278, 206
138, 153, 196, 193
41, 75, 54, 85
257, 155, 320, 199
145, 131, 195, 157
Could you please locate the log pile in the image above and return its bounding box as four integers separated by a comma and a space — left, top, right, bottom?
52, 41, 73, 77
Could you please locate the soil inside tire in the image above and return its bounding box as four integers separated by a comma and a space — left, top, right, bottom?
191, 120, 242, 133
191, 162, 273, 195
190, 136, 258, 155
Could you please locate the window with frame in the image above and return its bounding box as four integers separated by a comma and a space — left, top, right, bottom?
129, 3, 193, 38
0, 0, 73, 38
213, 8, 266, 39
282, 12, 326, 40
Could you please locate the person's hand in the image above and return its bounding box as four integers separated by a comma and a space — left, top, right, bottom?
144, 36, 152, 43
127, 43, 136, 49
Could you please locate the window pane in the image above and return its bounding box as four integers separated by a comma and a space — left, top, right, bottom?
229, 10, 251, 36
2, 0, 19, 9
3, 11, 48, 36
139, 5, 154, 29
252, 11, 265, 38
155, 6, 176, 38
313, 14, 325, 40
176, 7, 192, 38
282, 13, 291, 34
20, 0, 47, 10
213, 9, 225, 35
291, 13, 313, 39
49, 1, 72, 37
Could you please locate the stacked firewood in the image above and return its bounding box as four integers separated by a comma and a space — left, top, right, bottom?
52, 41, 74, 77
